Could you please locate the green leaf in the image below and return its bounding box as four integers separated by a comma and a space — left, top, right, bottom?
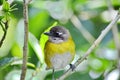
29, 32, 44, 64
40, 21, 58, 53
65, 72, 93, 80
0, 16, 4, 20
45, 70, 64, 80
0, 57, 14, 71
11, 43, 23, 58
11, 59, 36, 68
0, 0, 4, 5
0, 57, 36, 68
2, 1, 10, 12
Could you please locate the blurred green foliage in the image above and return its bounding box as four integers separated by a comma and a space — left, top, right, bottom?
0, 0, 120, 80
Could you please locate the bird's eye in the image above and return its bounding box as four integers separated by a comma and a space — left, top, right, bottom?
53, 32, 63, 37
54, 32, 59, 37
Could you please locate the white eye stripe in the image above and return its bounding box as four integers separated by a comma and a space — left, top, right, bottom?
57, 32, 63, 35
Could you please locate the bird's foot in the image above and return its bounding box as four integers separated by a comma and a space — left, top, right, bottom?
69, 64, 75, 71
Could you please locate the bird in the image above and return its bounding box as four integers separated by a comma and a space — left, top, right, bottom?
44, 26, 75, 80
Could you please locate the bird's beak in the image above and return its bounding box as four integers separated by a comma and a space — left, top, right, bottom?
44, 32, 52, 36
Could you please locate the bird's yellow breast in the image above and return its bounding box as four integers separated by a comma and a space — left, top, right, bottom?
44, 37, 75, 69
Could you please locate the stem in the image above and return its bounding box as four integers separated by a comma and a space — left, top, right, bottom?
106, 0, 120, 79
0, 21, 8, 47
20, 0, 29, 80
0, 27, 6, 47
70, 15, 95, 44
0, 22, 5, 32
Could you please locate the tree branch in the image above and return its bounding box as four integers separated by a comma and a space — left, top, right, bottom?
70, 15, 95, 44
106, 0, 120, 79
57, 9, 120, 80
20, 0, 29, 80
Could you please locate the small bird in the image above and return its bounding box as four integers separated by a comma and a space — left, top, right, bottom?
44, 26, 75, 79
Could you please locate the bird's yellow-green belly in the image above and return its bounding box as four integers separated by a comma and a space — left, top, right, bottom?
44, 39, 75, 69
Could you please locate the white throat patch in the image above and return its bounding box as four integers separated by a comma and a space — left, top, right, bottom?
49, 37, 64, 43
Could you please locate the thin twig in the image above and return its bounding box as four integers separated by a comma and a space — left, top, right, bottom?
20, 0, 29, 80
0, 28, 6, 47
106, 0, 120, 79
57, 10, 120, 80
70, 15, 95, 44
0, 22, 5, 32
0, 21, 8, 47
